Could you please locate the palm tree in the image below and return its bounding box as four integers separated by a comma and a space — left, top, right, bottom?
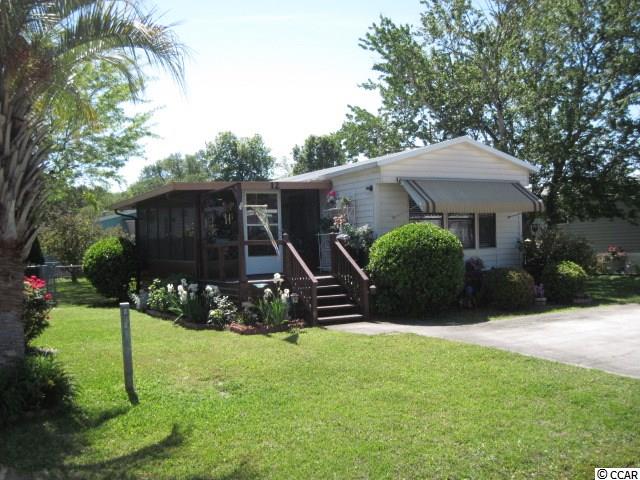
0, 0, 185, 368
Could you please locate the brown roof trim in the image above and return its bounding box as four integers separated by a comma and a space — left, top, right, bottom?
110, 180, 332, 210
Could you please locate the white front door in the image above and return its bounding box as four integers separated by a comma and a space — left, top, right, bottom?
244, 191, 283, 275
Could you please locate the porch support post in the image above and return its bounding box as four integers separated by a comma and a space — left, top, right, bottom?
195, 193, 204, 280
233, 183, 248, 301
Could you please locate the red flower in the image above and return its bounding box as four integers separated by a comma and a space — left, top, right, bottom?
24, 275, 46, 290
44, 292, 53, 301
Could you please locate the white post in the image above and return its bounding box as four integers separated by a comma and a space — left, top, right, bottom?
119, 303, 139, 404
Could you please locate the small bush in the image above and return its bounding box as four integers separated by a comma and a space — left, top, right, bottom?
541, 260, 588, 303
0, 354, 75, 425
480, 268, 535, 310
83, 236, 137, 300
147, 279, 173, 312
520, 228, 596, 280
367, 223, 464, 315
23, 276, 53, 346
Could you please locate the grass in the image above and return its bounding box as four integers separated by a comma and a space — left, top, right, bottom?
1, 279, 639, 479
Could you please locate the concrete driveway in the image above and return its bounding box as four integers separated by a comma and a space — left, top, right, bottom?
327, 303, 640, 379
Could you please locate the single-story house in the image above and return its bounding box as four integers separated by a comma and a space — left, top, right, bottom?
112, 136, 543, 323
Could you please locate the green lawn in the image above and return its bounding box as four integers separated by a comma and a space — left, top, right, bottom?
2, 279, 639, 479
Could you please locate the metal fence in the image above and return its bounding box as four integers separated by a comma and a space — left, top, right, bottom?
25, 263, 84, 301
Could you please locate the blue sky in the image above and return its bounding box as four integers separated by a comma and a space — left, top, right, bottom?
120, 0, 423, 187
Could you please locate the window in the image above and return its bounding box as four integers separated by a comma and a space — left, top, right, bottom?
448, 213, 475, 249
479, 213, 496, 248
408, 196, 443, 226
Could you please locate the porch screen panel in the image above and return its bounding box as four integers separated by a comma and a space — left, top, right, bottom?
137, 209, 147, 254
158, 208, 171, 258
170, 208, 184, 259
183, 207, 196, 261
147, 208, 158, 259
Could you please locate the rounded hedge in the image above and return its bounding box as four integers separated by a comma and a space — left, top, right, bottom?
480, 268, 535, 310
83, 236, 137, 300
367, 222, 464, 315
541, 260, 587, 303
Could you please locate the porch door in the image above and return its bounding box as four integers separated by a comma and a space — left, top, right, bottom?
244, 191, 283, 275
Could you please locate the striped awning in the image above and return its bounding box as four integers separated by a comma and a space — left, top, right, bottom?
400, 178, 544, 214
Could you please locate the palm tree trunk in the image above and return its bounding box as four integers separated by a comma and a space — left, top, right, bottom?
0, 245, 25, 367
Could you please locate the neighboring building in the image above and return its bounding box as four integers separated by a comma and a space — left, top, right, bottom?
558, 217, 640, 253
97, 209, 136, 236
112, 136, 543, 321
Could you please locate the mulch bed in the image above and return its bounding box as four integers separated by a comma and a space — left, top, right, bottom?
143, 308, 305, 334
228, 319, 306, 335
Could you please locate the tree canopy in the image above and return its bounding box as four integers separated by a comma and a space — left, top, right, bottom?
339, 0, 640, 223
202, 131, 275, 181
291, 134, 346, 175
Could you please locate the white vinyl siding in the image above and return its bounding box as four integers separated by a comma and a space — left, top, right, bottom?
379, 143, 530, 185
330, 168, 380, 229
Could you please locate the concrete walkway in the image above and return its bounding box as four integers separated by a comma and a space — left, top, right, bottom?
327, 303, 640, 379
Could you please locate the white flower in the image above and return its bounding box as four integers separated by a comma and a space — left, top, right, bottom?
181, 278, 188, 287
167, 284, 174, 294
281, 293, 289, 301
283, 288, 290, 296
263, 288, 273, 300
205, 285, 220, 296
188, 283, 199, 293
273, 273, 284, 284
178, 288, 188, 304
189, 291, 196, 300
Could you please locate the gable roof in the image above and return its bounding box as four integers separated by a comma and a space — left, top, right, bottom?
282, 136, 539, 182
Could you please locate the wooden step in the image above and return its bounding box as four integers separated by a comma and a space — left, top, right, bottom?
317, 283, 342, 290
316, 313, 365, 324
317, 303, 357, 312
317, 293, 348, 304
315, 275, 334, 281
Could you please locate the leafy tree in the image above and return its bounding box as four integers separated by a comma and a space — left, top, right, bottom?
202, 131, 274, 181
40, 213, 123, 281
340, 0, 640, 224
45, 61, 153, 197
0, 0, 184, 368
291, 134, 346, 175
128, 152, 210, 195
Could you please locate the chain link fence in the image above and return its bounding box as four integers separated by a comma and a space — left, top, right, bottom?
25, 263, 84, 302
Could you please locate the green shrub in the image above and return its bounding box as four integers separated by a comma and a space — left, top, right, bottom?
480, 268, 535, 310
0, 354, 75, 425
367, 223, 464, 315
83, 236, 137, 300
520, 228, 596, 280
541, 260, 588, 303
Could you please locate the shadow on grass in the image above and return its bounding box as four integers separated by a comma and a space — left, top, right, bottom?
54, 278, 120, 309
0, 407, 193, 479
